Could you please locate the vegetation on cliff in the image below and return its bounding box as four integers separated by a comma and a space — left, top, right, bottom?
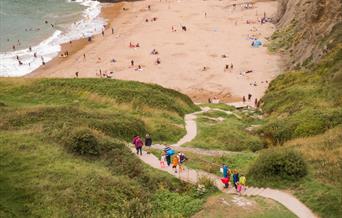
0, 78, 207, 217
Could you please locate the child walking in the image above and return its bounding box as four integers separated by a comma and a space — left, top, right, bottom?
239, 174, 246, 193
160, 151, 166, 168
172, 155, 179, 173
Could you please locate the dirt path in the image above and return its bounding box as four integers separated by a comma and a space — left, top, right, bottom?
132, 107, 317, 218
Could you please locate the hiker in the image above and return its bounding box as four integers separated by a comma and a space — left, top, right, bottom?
221, 164, 230, 188
239, 174, 246, 193
145, 134, 152, 153
160, 151, 166, 168
172, 155, 179, 173
233, 169, 240, 190
164, 146, 174, 166
132, 135, 143, 156
177, 152, 187, 172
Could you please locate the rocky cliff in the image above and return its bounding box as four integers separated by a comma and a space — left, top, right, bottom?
271, 0, 341, 68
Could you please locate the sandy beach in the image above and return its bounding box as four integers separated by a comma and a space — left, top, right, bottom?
29, 0, 281, 103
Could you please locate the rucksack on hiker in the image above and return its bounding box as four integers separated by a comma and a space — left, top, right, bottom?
167, 149, 175, 156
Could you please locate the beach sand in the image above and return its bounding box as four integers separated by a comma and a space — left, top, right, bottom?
29, 0, 281, 103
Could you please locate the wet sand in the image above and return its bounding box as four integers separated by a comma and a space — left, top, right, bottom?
29, 0, 281, 103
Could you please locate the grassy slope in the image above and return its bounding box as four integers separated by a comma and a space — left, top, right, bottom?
250, 26, 342, 217
0, 78, 207, 217
183, 106, 264, 152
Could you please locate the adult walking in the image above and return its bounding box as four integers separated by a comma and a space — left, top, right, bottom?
132, 135, 143, 156
145, 134, 152, 154
221, 164, 230, 188
233, 169, 240, 190
163, 146, 174, 166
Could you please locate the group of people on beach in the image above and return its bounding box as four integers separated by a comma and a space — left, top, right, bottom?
221, 164, 247, 194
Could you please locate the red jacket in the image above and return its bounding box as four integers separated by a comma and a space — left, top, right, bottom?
133, 137, 143, 148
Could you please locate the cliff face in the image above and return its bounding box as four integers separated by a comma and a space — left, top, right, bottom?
272, 0, 341, 68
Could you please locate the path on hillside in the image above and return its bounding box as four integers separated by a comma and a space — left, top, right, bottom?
132, 106, 317, 218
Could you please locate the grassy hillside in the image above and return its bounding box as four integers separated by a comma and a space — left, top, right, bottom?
0, 78, 208, 217
183, 106, 264, 152
247, 21, 342, 217
260, 46, 342, 144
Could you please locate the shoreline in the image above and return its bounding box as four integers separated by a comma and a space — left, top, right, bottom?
27, 0, 281, 103
27, 2, 124, 78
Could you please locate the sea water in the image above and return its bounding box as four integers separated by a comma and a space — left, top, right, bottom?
0, 0, 105, 76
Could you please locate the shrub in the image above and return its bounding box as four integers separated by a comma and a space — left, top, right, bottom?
65, 128, 100, 156
248, 149, 307, 181
151, 190, 203, 217
248, 140, 264, 152
196, 176, 217, 197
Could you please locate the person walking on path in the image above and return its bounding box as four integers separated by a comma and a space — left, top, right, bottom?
132, 135, 143, 156
160, 151, 166, 168
238, 174, 246, 194
233, 169, 240, 190
164, 146, 174, 166
145, 134, 152, 154
177, 152, 187, 172
172, 155, 179, 173
221, 164, 230, 188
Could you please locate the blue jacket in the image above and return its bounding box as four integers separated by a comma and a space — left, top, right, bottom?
223, 165, 228, 178
233, 173, 240, 183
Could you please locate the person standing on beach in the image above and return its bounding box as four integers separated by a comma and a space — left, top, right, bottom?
248, 93, 252, 101
131, 60, 134, 67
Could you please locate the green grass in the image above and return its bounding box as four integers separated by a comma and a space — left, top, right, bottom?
0, 78, 206, 217
260, 45, 342, 144
184, 109, 264, 152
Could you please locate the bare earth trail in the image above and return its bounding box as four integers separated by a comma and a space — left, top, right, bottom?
131, 107, 317, 218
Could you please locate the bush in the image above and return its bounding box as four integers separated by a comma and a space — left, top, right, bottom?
248, 149, 307, 181
65, 128, 100, 156
248, 140, 264, 152
151, 190, 203, 217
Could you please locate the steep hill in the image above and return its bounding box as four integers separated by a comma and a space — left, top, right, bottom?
248, 0, 342, 217
0, 78, 206, 217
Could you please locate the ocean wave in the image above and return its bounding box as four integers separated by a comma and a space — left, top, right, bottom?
0, 0, 105, 77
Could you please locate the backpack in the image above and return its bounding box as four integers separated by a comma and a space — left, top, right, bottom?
179, 153, 187, 163
167, 149, 175, 156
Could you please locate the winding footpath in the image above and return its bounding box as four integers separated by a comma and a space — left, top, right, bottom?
132, 107, 317, 218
